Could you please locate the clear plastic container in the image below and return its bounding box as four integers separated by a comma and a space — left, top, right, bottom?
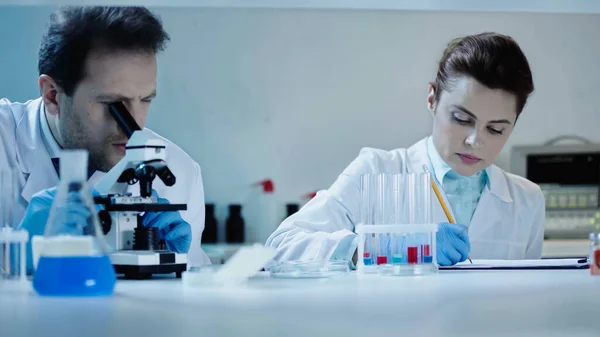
269, 260, 350, 279
357, 172, 438, 276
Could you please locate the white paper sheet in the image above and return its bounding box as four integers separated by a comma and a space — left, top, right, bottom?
440, 258, 589, 270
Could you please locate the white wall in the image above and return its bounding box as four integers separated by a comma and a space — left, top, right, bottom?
1, 6, 599, 242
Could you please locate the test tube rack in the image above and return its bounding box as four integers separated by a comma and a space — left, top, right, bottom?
0, 227, 28, 281
356, 223, 438, 276
357, 171, 438, 276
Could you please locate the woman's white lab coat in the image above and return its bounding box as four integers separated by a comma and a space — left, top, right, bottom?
0, 97, 210, 266
265, 137, 545, 263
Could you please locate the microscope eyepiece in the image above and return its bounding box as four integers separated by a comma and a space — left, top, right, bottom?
108, 102, 142, 139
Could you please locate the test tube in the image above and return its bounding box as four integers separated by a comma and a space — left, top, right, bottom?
407, 233, 418, 264
391, 235, 402, 264
391, 173, 401, 224
363, 235, 373, 266
375, 174, 384, 225
373, 174, 386, 265
423, 234, 433, 263
405, 173, 418, 264
390, 173, 404, 264
421, 172, 432, 223
360, 174, 370, 225
420, 172, 433, 263
406, 173, 416, 224
377, 234, 389, 265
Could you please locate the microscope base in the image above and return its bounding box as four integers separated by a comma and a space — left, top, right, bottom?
109, 250, 187, 280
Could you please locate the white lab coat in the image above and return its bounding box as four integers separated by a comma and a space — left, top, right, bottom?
0, 97, 210, 267
265, 137, 546, 263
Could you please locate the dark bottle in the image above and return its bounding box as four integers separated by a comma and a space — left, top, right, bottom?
202, 204, 218, 243
286, 203, 299, 219
226, 204, 245, 243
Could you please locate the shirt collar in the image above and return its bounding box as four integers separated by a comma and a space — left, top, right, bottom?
39, 103, 62, 159
426, 136, 488, 186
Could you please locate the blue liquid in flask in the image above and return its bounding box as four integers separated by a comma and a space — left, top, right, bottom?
33, 255, 116, 297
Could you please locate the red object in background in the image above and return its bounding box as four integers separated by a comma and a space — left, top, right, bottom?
303, 191, 318, 200
592, 249, 600, 275
254, 179, 274, 193
376, 256, 388, 265
408, 247, 418, 264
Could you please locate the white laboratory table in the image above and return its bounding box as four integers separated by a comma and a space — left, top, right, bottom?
1, 268, 599, 337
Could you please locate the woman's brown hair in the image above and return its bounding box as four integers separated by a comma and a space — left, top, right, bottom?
432, 32, 534, 117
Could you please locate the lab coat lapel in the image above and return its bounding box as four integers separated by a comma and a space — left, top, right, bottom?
18, 100, 59, 202
406, 138, 456, 224
468, 165, 511, 238
469, 188, 501, 234
20, 148, 58, 203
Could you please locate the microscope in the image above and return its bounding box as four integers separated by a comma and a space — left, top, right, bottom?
93, 102, 187, 279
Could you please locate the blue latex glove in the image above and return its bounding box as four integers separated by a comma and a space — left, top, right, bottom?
142, 191, 192, 254
17, 186, 102, 273
436, 222, 470, 266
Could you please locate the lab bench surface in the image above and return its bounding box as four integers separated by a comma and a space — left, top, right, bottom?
1, 269, 598, 337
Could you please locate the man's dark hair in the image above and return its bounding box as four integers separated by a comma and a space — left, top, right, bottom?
38, 6, 170, 96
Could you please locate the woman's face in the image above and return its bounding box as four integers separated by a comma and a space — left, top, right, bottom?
428, 76, 518, 177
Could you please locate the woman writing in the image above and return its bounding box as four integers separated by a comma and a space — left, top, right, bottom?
266, 32, 544, 266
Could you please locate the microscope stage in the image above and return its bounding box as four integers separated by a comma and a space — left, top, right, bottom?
110, 250, 187, 279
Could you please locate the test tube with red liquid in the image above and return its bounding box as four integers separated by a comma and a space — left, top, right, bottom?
419, 171, 433, 264
405, 233, 418, 264
377, 234, 389, 265
421, 233, 433, 263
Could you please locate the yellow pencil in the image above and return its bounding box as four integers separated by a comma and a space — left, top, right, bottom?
423, 165, 472, 264
431, 179, 455, 224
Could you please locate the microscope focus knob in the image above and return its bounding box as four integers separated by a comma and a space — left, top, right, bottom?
98, 210, 112, 235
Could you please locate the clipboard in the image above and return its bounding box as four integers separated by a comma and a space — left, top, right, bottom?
439, 258, 590, 270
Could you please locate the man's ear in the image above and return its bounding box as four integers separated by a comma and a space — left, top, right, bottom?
427, 83, 436, 115
38, 75, 62, 116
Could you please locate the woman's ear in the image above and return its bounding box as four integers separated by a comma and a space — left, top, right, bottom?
427, 84, 436, 115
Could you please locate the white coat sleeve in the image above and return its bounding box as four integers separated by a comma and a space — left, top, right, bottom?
184, 162, 211, 267
265, 148, 385, 266
525, 187, 545, 259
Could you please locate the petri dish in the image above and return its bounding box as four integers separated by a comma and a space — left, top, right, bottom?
269, 260, 350, 279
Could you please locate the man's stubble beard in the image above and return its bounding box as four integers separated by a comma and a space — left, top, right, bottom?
59, 103, 114, 173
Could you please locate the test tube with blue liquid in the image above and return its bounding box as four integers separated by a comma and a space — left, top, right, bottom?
391, 235, 405, 264
390, 173, 405, 264
360, 174, 379, 266
363, 235, 373, 266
